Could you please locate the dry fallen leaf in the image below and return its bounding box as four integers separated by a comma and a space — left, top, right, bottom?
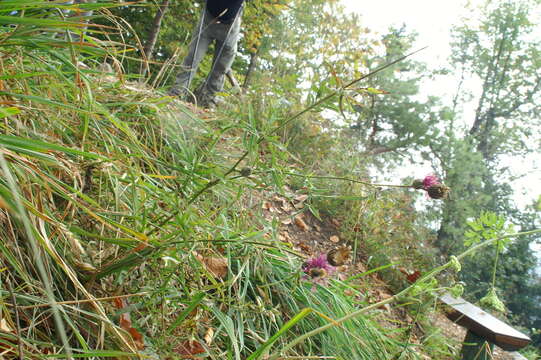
279, 231, 292, 242
280, 201, 293, 212
295, 194, 309, 203
175, 340, 206, 358
294, 215, 310, 231
0, 318, 13, 333
281, 218, 292, 225
204, 328, 214, 345
128, 327, 145, 350
327, 246, 351, 266
407, 270, 422, 283
113, 298, 145, 350
329, 235, 340, 243
197, 255, 228, 279
331, 218, 341, 227
356, 262, 368, 273
294, 202, 305, 209
297, 243, 311, 252
74, 260, 97, 272
270, 206, 281, 213
376, 289, 392, 301
337, 272, 348, 281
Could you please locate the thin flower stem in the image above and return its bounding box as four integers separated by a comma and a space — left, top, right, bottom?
268, 228, 541, 359
147, 152, 249, 236
491, 240, 501, 288
283, 171, 413, 188
268, 47, 428, 138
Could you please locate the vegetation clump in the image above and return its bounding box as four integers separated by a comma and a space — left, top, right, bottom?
0, 1, 540, 359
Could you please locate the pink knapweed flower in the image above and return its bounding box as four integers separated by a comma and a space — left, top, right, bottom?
302, 254, 335, 275
302, 254, 335, 289
422, 174, 440, 190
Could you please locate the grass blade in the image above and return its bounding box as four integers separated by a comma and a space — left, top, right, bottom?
247, 308, 312, 360
167, 292, 206, 335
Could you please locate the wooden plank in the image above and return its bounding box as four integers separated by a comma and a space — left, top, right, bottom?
439, 293, 531, 351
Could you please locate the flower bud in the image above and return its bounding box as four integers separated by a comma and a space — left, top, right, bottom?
427, 184, 450, 199
412, 179, 424, 189
449, 255, 461, 272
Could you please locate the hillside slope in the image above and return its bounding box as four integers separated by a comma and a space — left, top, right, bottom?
0, 3, 536, 359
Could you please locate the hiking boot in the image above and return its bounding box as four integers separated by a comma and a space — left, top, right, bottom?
167, 87, 187, 99
196, 93, 215, 109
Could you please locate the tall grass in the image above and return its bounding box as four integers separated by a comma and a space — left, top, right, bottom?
0, 2, 430, 359
0, 1, 190, 357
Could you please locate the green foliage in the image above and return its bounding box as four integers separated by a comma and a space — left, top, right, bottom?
249, 0, 373, 107
346, 27, 440, 163
464, 211, 514, 250
450, 0, 541, 161
479, 287, 506, 313
0, 2, 422, 358
2, 0, 540, 358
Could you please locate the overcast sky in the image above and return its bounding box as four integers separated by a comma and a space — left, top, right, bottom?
341, 0, 465, 65
341, 0, 471, 96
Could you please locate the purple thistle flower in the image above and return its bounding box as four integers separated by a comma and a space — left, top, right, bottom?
422, 174, 440, 190
302, 254, 335, 275
302, 254, 335, 290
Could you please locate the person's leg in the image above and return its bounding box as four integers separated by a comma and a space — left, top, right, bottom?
169, 9, 214, 99
197, 14, 241, 106
68, 0, 96, 41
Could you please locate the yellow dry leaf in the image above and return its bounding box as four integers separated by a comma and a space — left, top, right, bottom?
294, 215, 310, 231
204, 327, 214, 345
197, 255, 228, 279
0, 318, 13, 333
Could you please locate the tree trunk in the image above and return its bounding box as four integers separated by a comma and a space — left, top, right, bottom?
242, 46, 260, 90
143, 0, 171, 60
